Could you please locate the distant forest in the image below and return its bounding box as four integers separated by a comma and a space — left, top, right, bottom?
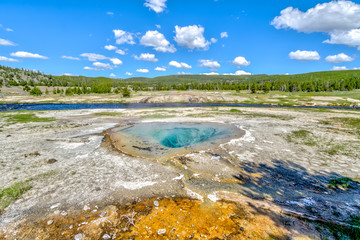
1, 65, 360, 95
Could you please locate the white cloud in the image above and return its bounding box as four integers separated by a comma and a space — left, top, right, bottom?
232, 56, 250, 66
110, 58, 123, 65
202, 72, 219, 75
84, 66, 104, 71
169, 60, 192, 69
105, 45, 117, 51
62, 73, 73, 76
332, 66, 348, 71
110, 73, 116, 77
62, 56, 80, 60
0, 56, 19, 62
10, 51, 48, 59
272, 1, 360, 49
156, 24, 161, 29
177, 72, 191, 75
353, 67, 360, 70
80, 53, 107, 61
325, 53, 354, 63
220, 32, 228, 38
210, 38, 218, 43
174, 25, 210, 50
125, 72, 133, 76
140, 30, 176, 53
144, 0, 167, 13
134, 53, 158, 62
155, 67, 166, 71
199, 59, 220, 68
136, 68, 150, 73
0, 38, 16, 46
223, 70, 252, 76
289, 50, 320, 61
324, 29, 360, 49
272, 1, 360, 33
93, 62, 112, 69
5, 28, 13, 32
115, 49, 126, 55
106, 12, 114, 16
113, 30, 135, 45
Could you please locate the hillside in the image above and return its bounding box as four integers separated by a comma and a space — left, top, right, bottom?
1, 65, 360, 93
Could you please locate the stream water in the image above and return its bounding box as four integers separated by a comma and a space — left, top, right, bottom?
0, 102, 359, 112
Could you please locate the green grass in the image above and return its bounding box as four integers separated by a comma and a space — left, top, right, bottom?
332, 117, 360, 129
93, 112, 124, 116
140, 114, 176, 119
245, 112, 294, 120
0, 181, 32, 211
286, 130, 317, 146
329, 177, 356, 189
2, 113, 55, 123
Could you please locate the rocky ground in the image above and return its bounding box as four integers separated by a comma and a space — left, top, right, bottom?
0, 106, 360, 239
1, 87, 360, 107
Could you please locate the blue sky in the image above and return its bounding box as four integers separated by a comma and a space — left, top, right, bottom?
1, 0, 360, 78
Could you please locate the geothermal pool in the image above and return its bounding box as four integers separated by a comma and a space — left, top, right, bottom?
108, 122, 244, 159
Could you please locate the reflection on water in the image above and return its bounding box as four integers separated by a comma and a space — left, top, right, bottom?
108, 122, 244, 159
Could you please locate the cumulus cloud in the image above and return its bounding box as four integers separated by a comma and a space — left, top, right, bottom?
80, 53, 107, 61
93, 62, 112, 69
0, 38, 16, 46
105, 45, 117, 51
353, 67, 360, 70
0, 56, 19, 62
177, 72, 191, 75
272, 1, 360, 49
62, 56, 80, 60
272, 1, 360, 33
62, 73, 73, 76
223, 70, 252, 76
110, 73, 116, 77
202, 72, 219, 75
115, 49, 126, 55
169, 61, 192, 69
10, 51, 48, 59
144, 0, 167, 13
232, 56, 250, 66
220, 32, 228, 38
199, 59, 221, 69
140, 30, 176, 53
325, 53, 354, 63
125, 72, 133, 76
210, 38, 218, 43
106, 12, 114, 16
324, 29, 360, 49
155, 67, 166, 71
332, 66, 348, 71
110, 58, 123, 65
174, 25, 210, 50
289, 50, 320, 61
113, 30, 135, 45
84, 66, 105, 71
136, 68, 150, 73
134, 53, 158, 62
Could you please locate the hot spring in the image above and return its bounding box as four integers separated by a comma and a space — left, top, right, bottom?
107, 122, 244, 159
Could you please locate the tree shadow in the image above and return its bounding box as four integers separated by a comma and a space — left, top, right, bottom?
233, 159, 360, 234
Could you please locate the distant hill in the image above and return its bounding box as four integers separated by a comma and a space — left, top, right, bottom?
1, 64, 360, 93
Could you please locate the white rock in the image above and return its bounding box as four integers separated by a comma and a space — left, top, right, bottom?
74, 233, 83, 240
83, 205, 90, 211
153, 201, 159, 207
157, 229, 166, 235
47, 220, 54, 225
102, 234, 111, 239
54, 210, 60, 215
61, 211, 67, 216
